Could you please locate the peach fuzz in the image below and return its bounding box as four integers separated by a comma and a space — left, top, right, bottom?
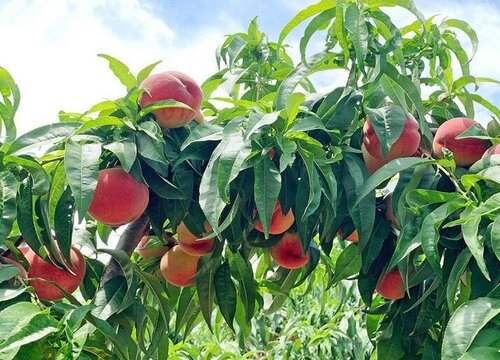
160, 245, 199, 287
176, 221, 214, 257
88, 168, 149, 227
375, 269, 405, 300
139, 71, 203, 128
363, 114, 420, 160
270, 232, 309, 269
254, 201, 294, 235
25, 246, 86, 301
433, 117, 490, 166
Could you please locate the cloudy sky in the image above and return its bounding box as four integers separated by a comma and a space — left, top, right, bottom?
1, 0, 499, 135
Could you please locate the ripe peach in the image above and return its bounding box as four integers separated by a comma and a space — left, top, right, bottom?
176, 221, 214, 257
139, 71, 203, 128
160, 245, 199, 287
433, 118, 490, 166
270, 232, 309, 269
136, 233, 171, 258
25, 246, 86, 301
88, 167, 149, 227
375, 269, 405, 300
254, 201, 294, 235
337, 229, 358, 243
384, 193, 399, 230
482, 144, 500, 158
361, 143, 388, 174
363, 114, 420, 160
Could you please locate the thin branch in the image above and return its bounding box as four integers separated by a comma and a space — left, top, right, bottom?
100, 214, 149, 286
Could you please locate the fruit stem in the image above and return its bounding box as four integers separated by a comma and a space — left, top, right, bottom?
100, 214, 150, 286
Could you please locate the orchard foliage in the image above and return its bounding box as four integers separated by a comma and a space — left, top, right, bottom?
1, 0, 500, 359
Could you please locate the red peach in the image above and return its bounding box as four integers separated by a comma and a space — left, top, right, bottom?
139, 71, 203, 128
482, 144, 500, 158
375, 269, 405, 300
136, 233, 171, 258
433, 118, 490, 166
176, 221, 214, 257
160, 245, 199, 287
363, 114, 420, 160
361, 143, 388, 174
270, 232, 309, 269
254, 201, 294, 235
25, 246, 86, 301
88, 168, 149, 227
337, 229, 359, 243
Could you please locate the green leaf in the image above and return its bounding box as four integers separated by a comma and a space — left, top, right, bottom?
54, 186, 75, 265
138, 99, 195, 118
134, 268, 170, 328
17, 179, 41, 255
3, 155, 49, 195
0, 66, 20, 143
196, 258, 216, 331
0, 171, 17, 242
137, 60, 162, 84
244, 112, 280, 140
461, 204, 491, 281
217, 125, 252, 203
254, 156, 281, 238
442, 297, 500, 359
299, 9, 335, 64
345, 3, 368, 72
323, 91, 363, 131
447, 249, 472, 313
444, 19, 478, 61
230, 252, 256, 322
91, 276, 127, 320
333, 243, 361, 283
460, 347, 500, 360
421, 199, 468, 278
64, 140, 101, 222
0, 313, 57, 353
179, 123, 223, 152
135, 131, 168, 165
175, 286, 197, 337
103, 138, 137, 172
492, 216, 500, 262
366, 0, 425, 24
265, 269, 301, 315
98, 54, 136, 90
7, 122, 80, 155
364, 105, 406, 159
355, 158, 436, 207
199, 155, 226, 234
214, 261, 236, 331
278, 0, 336, 46
275, 52, 332, 110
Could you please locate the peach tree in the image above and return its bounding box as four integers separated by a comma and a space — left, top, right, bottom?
1, 0, 499, 359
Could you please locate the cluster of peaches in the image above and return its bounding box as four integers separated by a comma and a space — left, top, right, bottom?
350, 112, 498, 300
4, 68, 498, 304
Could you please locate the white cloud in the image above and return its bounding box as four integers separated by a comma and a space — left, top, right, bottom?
0, 0, 224, 135
1, 0, 498, 135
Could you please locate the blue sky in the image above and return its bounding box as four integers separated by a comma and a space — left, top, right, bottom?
0, 0, 499, 135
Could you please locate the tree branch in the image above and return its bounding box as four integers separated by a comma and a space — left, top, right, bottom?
100, 214, 149, 286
